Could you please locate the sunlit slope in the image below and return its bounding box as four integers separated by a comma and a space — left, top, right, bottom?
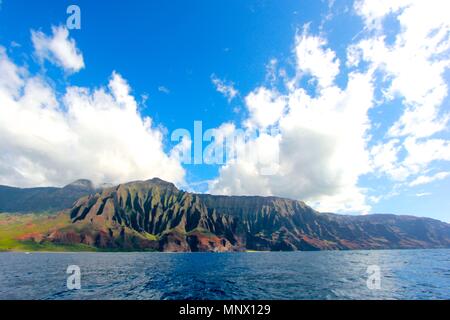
0, 212, 94, 251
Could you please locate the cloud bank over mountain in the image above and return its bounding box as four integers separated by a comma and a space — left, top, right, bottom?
0, 26, 185, 188
0, 1, 449, 217
208, 0, 450, 213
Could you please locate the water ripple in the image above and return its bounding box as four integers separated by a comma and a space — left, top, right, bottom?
0, 249, 449, 300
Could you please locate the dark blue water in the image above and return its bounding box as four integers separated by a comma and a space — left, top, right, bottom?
0, 249, 449, 300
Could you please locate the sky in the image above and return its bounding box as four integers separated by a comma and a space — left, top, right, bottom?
0, 0, 449, 222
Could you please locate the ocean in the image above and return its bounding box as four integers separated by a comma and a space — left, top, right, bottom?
0, 249, 449, 300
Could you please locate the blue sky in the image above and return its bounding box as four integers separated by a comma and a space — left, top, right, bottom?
0, 0, 449, 222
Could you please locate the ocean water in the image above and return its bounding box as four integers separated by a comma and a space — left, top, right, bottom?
0, 249, 449, 300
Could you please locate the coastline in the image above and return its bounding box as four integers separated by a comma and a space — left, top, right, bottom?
1, 248, 448, 254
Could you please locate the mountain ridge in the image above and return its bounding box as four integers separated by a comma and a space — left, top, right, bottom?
0, 179, 99, 213
45, 179, 450, 251
1, 178, 449, 252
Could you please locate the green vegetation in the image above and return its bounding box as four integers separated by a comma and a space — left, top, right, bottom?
0, 212, 96, 252
141, 232, 159, 241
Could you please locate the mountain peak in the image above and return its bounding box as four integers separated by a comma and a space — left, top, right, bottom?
63, 179, 95, 190
117, 178, 178, 193
145, 177, 176, 188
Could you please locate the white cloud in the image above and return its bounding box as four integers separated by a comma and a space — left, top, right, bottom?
370, 139, 403, 179
31, 25, 84, 73
354, 0, 411, 31
370, 136, 450, 183
211, 75, 238, 102
2, 1, 449, 218
0, 47, 24, 95
415, 192, 431, 197
352, 0, 450, 139
10, 41, 21, 48
294, 27, 340, 89
209, 31, 374, 213
352, 0, 450, 187
158, 86, 170, 94
409, 172, 450, 187
209, 1, 450, 213
244, 87, 286, 129
403, 138, 450, 170
0, 48, 185, 187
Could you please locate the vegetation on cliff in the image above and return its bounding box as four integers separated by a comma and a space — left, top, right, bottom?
1, 178, 449, 252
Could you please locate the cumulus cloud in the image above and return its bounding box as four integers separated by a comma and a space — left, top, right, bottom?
31, 25, 84, 73
244, 87, 286, 129
209, 0, 450, 213
294, 27, 340, 89
211, 75, 238, 102
354, 0, 412, 31
350, 0, 450, 139
351, 0, 450, 186
0, 47, 185, 187
370, 139, 404, 180
209, 30, 374, 213
409, 172, 450, 187
2, 1, 450, 216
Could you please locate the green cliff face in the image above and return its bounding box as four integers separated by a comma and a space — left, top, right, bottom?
36, 178, 450, 252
